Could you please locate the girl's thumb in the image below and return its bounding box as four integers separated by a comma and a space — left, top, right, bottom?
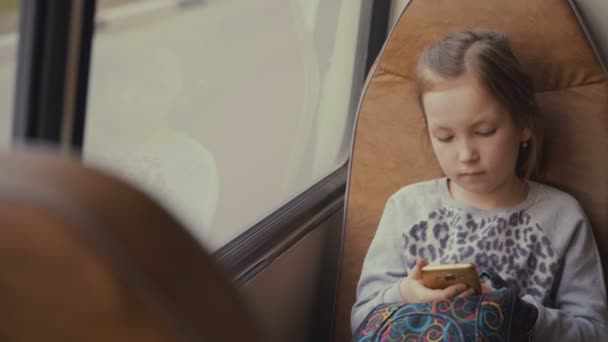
411, 258, 427, 279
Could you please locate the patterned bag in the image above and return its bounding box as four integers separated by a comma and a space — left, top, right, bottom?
353, 270, 538, 342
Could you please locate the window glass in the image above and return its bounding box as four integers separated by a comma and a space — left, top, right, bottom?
84, 0, 366, 250
0, 0, 20, 147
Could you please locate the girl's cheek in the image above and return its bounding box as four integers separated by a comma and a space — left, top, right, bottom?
431, 145, 445, 159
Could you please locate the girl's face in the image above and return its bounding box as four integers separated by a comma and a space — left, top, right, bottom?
422, 74, 531, 206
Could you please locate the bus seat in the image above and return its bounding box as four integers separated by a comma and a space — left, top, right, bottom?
333, 0, 608, 340
0, 149, 264, 341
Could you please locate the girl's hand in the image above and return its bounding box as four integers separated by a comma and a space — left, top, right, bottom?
481, 284, 496, 293
399, 258, 472, 303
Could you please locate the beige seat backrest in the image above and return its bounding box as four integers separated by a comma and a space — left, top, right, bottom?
0, 149, 264, 341
333, 0, 608, 340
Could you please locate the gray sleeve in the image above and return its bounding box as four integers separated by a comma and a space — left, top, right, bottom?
350, 196, 408, 333
525, 214, 608, 341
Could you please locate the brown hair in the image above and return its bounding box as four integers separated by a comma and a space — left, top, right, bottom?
416, 29, 542, 179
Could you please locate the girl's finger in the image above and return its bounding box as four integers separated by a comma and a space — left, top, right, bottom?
410, 258, 428, 279
457, 288, 476, 298
481, 284, 496, 293
440, 283, 468, 300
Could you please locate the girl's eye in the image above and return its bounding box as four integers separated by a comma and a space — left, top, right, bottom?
435, 136, 454, 143
477, 128, 497, 137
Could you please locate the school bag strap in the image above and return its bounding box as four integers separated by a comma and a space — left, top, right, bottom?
480, 268, 508, 289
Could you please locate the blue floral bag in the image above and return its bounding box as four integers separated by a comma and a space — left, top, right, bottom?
353, 270, 538, 342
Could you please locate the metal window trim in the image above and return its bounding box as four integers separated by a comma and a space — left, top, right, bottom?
214, 165, 347, 286
12, 0, 94, 150
70, 0, 96, 151
13, 0, 47, 142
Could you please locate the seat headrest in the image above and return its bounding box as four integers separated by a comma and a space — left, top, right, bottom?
381, 0, 605, 91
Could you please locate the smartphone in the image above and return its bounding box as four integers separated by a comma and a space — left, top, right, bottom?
421, 263, 482, 294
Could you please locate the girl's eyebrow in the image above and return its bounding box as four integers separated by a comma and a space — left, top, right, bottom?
430, 125, 452, 131
429, 112, 498, 131
472, 119, 491, 127
471, 108, 501, 126
430, 121, 495, 133
472, 118, 500, 129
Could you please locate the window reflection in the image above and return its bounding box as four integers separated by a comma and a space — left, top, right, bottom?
85, 0, 364, 250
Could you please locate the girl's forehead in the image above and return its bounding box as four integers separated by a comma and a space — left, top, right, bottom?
423, 73, 487, 98
423, 76, 505, 125
422, 77, 510, 129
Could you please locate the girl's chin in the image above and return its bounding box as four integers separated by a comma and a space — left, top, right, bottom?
449, 178, 496, 195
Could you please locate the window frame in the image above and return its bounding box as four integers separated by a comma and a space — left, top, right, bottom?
213, 0, 391, 282
13, 0, 94, 149
13, 0, 390, 283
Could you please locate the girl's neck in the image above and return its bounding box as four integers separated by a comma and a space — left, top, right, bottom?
448, 176, 529, 210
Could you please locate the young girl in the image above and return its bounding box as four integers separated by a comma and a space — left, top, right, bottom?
351, 29, 607, 340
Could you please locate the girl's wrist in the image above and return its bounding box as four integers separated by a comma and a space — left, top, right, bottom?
399, 277, 410, 303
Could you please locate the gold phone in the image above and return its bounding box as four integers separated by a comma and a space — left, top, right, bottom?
421, 263, 482, 294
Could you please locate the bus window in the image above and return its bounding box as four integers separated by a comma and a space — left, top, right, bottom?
0, 0, 20, 148
84, 0, 366, 251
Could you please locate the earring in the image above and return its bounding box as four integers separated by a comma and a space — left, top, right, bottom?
522, 141, 529, 149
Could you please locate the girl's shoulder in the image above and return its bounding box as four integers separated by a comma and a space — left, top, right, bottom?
528, 181, 592, 256
378, 179, 446, 227
529, 180, 584, 214
388, 178, 445, 207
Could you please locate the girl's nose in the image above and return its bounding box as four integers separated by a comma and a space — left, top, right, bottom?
458, 142, 479, 163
